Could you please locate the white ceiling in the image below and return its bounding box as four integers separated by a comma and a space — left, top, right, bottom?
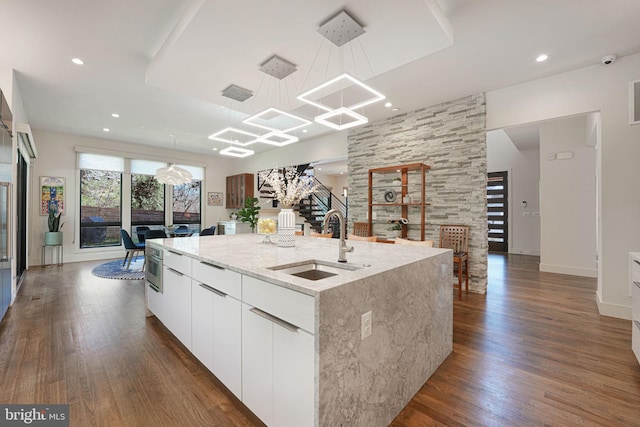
3, 0, 640, 157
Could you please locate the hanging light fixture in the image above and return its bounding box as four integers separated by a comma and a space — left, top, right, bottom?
297, 9, 385, 130
242, 55, 311, 146
155, 135, 193, 185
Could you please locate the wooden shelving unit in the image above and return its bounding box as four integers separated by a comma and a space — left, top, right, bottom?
368, 163, 430, 241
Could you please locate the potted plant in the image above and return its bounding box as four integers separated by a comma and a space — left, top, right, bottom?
238, 197, 261, 232
390, 222, 402, 238
45, 201, 64, 246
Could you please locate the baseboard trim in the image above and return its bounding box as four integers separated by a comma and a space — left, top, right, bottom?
539, 263, 597, 278
596, 291, 631, 320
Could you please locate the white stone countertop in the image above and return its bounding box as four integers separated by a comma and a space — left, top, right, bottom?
149, 234, 450, 297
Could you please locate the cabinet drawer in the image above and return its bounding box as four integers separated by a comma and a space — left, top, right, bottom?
243, 276, 315, 333
633, 319, 640, 364
164, 249, 191, 275
192, 259, 241, 300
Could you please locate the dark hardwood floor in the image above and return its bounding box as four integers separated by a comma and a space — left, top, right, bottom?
0, 254, 639, 426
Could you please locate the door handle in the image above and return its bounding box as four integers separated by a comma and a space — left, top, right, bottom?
199, 283, 226, 297
249, 307, 299, 332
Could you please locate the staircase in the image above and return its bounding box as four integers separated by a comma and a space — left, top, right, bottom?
297, 178, 347, 235
258, 166, 347, 235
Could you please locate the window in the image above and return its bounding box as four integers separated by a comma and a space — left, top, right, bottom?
80, 169, 122, 248
130, 159, 167, 228
79, 153, 124, 248
131, 174, 165, 224
172, 181, 201, 231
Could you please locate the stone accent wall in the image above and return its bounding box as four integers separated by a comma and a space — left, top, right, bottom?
347, 94, 488, 293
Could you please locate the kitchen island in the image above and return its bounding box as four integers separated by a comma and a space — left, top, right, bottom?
146, 234, 452, 427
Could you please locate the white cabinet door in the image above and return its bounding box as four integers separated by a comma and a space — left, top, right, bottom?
191, 281, 214, 372
242, 302, 315, 427
242, 303, 274, 426
274, 325, 315, 427
163, 266, 192, 349
213, 292, 242, 398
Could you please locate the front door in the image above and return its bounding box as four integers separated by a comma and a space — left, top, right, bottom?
487, 171, 508, 252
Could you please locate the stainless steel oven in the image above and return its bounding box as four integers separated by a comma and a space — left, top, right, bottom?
146, 245, 163, 293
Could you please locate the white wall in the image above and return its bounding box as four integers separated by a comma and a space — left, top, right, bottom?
486, 129, 540, 255
539, 115, 596, 277
487, 52, 640, 319
30, 129, 233, 265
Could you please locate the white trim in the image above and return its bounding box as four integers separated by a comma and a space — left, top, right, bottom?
596, 290, 631, 320
539, 263, 597, 278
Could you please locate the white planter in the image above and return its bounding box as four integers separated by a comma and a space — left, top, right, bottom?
277, 209, 296, 248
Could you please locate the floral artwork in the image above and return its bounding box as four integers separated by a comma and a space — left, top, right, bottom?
41, 176, 65, 215
207, 192, 223, 206
259, 167, 318, 208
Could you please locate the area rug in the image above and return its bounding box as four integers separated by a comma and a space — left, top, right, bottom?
91, 257, 145, 280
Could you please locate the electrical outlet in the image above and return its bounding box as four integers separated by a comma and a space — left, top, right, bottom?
361, 311, 372, 340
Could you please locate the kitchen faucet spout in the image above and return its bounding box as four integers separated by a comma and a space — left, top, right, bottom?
322, 209, 353, 263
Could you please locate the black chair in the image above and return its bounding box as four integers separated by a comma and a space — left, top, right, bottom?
145, 230, 167, 240
121, 229, 145, 269
200, 226, 216, 236
136, 226, 150, 243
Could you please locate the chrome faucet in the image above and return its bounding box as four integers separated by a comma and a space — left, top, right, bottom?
322, 209, 353, 263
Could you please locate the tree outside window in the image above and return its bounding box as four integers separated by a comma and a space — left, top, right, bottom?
80, 169, 122, 248
172, 181, 201, 231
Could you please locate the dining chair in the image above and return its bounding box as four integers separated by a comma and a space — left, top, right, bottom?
394, 237, 434, 246
200, 226, 216, 236
310, 231, 333, 238
136, 226, 150, 243
121, 229, 145, 269
175, 225, 189, 234
347, 233, 377, 242
352, 222, 370, 237
439, 225, 470, 300
145, 229, 167, 240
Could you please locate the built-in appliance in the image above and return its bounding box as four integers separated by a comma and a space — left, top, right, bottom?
146, 245, 163, 293
0, 89, 13, 322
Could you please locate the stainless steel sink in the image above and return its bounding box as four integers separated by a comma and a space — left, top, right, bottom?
268, 259, 362, 281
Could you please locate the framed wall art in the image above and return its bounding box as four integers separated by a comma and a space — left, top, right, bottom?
630, 80, 640, 125
41, 176, 65, 215
207, 192, 223, 206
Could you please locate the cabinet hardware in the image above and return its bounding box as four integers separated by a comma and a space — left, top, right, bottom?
249, 307, 299, 332
634, 320, 640, 329
634, 281, 640, 289
634, 259, 640, 266
167, 267, 183, 276
199, 283, 226, 297
148, 284, 160, 293
201, 261, 224, 270
168, 250, 183, 256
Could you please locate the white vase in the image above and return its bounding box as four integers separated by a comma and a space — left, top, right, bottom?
278, 208, 296, 248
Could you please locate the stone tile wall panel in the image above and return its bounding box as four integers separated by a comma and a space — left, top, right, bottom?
347, 94, 488, 293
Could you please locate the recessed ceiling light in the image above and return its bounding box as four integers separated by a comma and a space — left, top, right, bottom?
536, 54, 548, 62
340, 172, 344, 175
71, 58, 84, 65
385, 102, 392, 108
212, 147, 218, 151
302, 129, 308, 133
102, 128, 110, 132
111, 113, 120, 118
318, 167, 322, 171
392, 108, 400, 112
